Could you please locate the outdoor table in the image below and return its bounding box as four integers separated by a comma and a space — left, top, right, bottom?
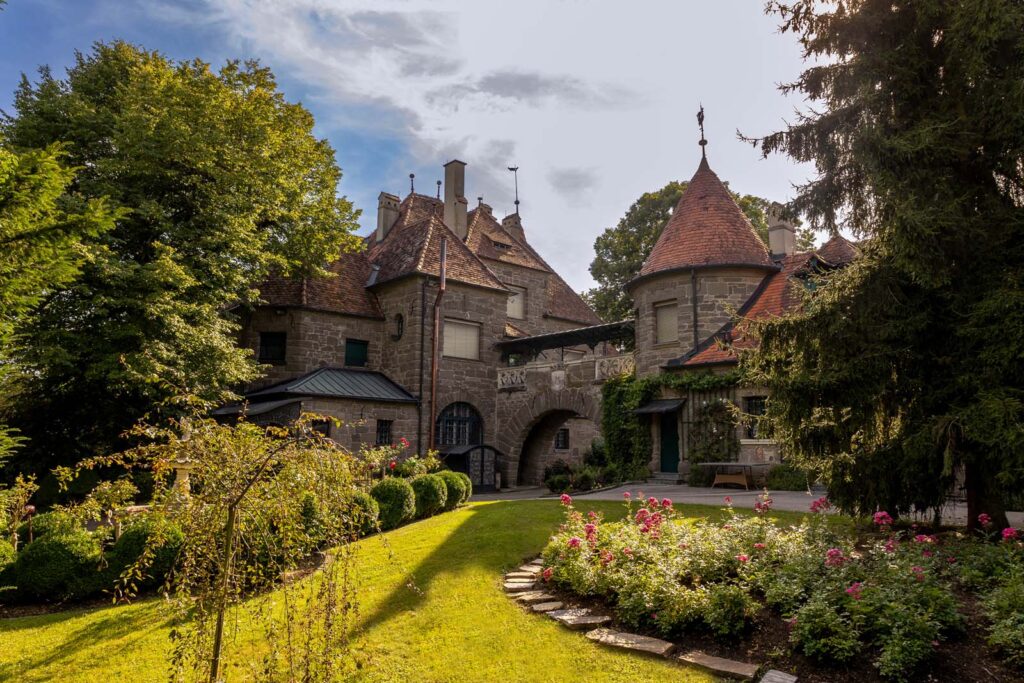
697, 462, 773, 490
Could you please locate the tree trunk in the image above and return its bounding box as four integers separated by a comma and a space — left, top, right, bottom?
965, 461, 1008, 532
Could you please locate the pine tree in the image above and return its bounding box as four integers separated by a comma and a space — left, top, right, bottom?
744, 0, 1024, 527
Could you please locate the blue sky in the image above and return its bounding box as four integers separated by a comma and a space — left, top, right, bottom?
0, 1, 817, 291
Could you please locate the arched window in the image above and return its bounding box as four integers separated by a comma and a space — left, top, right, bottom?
436, 402, 483, 447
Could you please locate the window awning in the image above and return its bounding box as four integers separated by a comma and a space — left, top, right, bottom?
633, 398, 686, 415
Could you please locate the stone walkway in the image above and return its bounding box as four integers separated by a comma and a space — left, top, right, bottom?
503, 558, 795, 682
475, 482, 1024, 526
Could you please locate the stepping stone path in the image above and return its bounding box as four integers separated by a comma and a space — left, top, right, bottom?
677, 650, 759, 681
547, 608, 612, 631
503, 558, 797, 682
513, 591, 556, 604
585, 628, 676, 657
531, 601, 564, 613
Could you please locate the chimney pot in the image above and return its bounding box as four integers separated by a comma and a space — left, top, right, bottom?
376, 192, 400, 242
502, 212, 526, 244
443, 160, 468, 240
767, 204, 797, 259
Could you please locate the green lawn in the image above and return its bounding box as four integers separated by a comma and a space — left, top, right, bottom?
0, 500, 816, 682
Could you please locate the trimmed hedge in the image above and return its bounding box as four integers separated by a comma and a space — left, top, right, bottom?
410, 474, 447, 518
346, 490, 380, 535
14, 529, 102, 601
371, 477, 416, 530
436, 471, 467, 511
454, 471, 472, 503
105, 519, 184, 590
16, 510, 77, 546
0, 538, 15, 575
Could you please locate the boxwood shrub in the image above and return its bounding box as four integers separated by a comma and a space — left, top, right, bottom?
15, 529, 103, 601
454, 471, 472, 503
105, 518, 184, 590
345, 490, 380, 536
0, 538, 15, 575
370, 477, 416, 530
16, 510, 77, 546
435, 470, 467, 511
410, 474, 447, 518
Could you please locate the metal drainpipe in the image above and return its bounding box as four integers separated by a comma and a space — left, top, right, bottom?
690, 268, 699, 350
416, 278, 427, 455
427, 238, 447, 451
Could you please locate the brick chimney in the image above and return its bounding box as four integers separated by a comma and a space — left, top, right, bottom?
443, 160, 468, 240
376, 192, 400, 242
767, 205, 796, 259
502, 213, 526, 245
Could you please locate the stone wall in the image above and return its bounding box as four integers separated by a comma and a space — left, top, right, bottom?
630, 267, 769, 377
304, 397, 419, 455
239, 307, 385, 389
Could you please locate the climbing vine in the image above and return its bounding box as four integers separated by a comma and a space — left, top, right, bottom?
600, 370, 742, 476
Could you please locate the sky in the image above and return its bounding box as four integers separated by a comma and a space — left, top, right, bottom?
0, 0, 818, 292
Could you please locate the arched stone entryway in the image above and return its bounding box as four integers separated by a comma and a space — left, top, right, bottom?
499, 388, 602, 487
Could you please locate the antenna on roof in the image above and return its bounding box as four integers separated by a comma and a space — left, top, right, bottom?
477, 196, 483, 207
697, 104, 707, 159
409, 173, 415, 193
436, 179, 442, 199
507, 166, 520, 214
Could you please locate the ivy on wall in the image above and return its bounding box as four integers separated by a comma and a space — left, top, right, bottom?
600, 370, 742, 475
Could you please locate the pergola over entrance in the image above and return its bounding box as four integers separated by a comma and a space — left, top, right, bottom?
494, 319, 635, 361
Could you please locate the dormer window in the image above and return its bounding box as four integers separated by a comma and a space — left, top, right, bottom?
492, 240, 512, 250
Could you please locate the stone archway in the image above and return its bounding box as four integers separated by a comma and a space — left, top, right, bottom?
499, 388, 602, 487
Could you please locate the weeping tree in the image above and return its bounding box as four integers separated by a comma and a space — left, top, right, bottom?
742, 0, 1024, 528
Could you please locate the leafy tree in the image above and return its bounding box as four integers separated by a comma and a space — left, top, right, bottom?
1, 42, 361, 479
0, 141, 116, 463
584, 181, 814, 321
743, 1, 1024, 528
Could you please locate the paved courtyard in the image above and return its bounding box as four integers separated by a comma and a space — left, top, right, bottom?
476, 482, 1024, 526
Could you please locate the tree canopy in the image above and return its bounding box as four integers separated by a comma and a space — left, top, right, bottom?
743, 0, 1024, 527
0, 42, 362, 480
584, 180, 814, 322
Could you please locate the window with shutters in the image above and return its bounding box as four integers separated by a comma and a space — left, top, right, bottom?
344, 339, 369, 367
654, 301, 678, 344
506, 286, 526, 319
258, 332, 287, 365
443, 319, 480, 360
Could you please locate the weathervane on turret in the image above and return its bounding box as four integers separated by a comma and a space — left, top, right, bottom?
507, 166, 520, 215
697, 105, 707, 158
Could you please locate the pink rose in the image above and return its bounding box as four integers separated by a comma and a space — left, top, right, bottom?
542, 567, 552, 582
736, 554, 749, 563
1002, 527, 1019, 542
648, 496, 659, 508
623, 491, 631, 500
825, 548, 847, 567
873, 511, 894, 526
809, 496, 831, 513
724, 496, 732, 505
399, 437, 410, 448
845, 582, 863, 600
661, 498, 673, 508
560, 493, 573, 506
978, 513, 992, 527
753, 543, 766, 550
567, 536, 582, 549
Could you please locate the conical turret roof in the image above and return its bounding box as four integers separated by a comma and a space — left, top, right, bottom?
636, 156, 774, 281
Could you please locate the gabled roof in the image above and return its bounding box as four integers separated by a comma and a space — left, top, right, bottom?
466, 208, 548, 271
669, 252, 815, 368
635, 156, 775, 284
816, 234, 860, 266
259, 250, 383, 319
366, 209, 507, 292
246, 367, 417, 403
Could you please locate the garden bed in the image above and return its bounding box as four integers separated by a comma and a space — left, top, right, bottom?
540, 493, 1024, 682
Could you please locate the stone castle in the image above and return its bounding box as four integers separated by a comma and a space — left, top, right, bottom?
222, 150, 857, 489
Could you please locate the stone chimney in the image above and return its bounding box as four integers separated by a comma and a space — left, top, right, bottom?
443, 160, 468, 240
376, 192, 400, 242
767, 205, 796, 259
502, 212, 526, 245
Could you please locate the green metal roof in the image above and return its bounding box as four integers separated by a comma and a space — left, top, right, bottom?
247, 367, 417, 404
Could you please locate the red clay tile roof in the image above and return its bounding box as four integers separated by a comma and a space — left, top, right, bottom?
637, 156, 774, 281
816, 235, 860, 266
466, 208, 548, 271
544, 273, 602, 325
258, 249, 383, 319
673, 252, 815, 367
504, 322, 527, 338
366, 208, 507, 292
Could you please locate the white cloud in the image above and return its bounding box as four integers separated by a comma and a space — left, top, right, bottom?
136, 0, 818, 291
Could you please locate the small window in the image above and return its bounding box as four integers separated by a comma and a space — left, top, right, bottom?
312, 419, 331, 438
744, 396, 767, 438
258, 332, 287, 365
554, 427, 570, 450
654, 301, 678, 344
507, 286, 526, 319
443, 320, 480, 360
345, 339, 369, 367
375, 419, 393, 446
492, 240, 512, 250
391, 313, 404, 341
